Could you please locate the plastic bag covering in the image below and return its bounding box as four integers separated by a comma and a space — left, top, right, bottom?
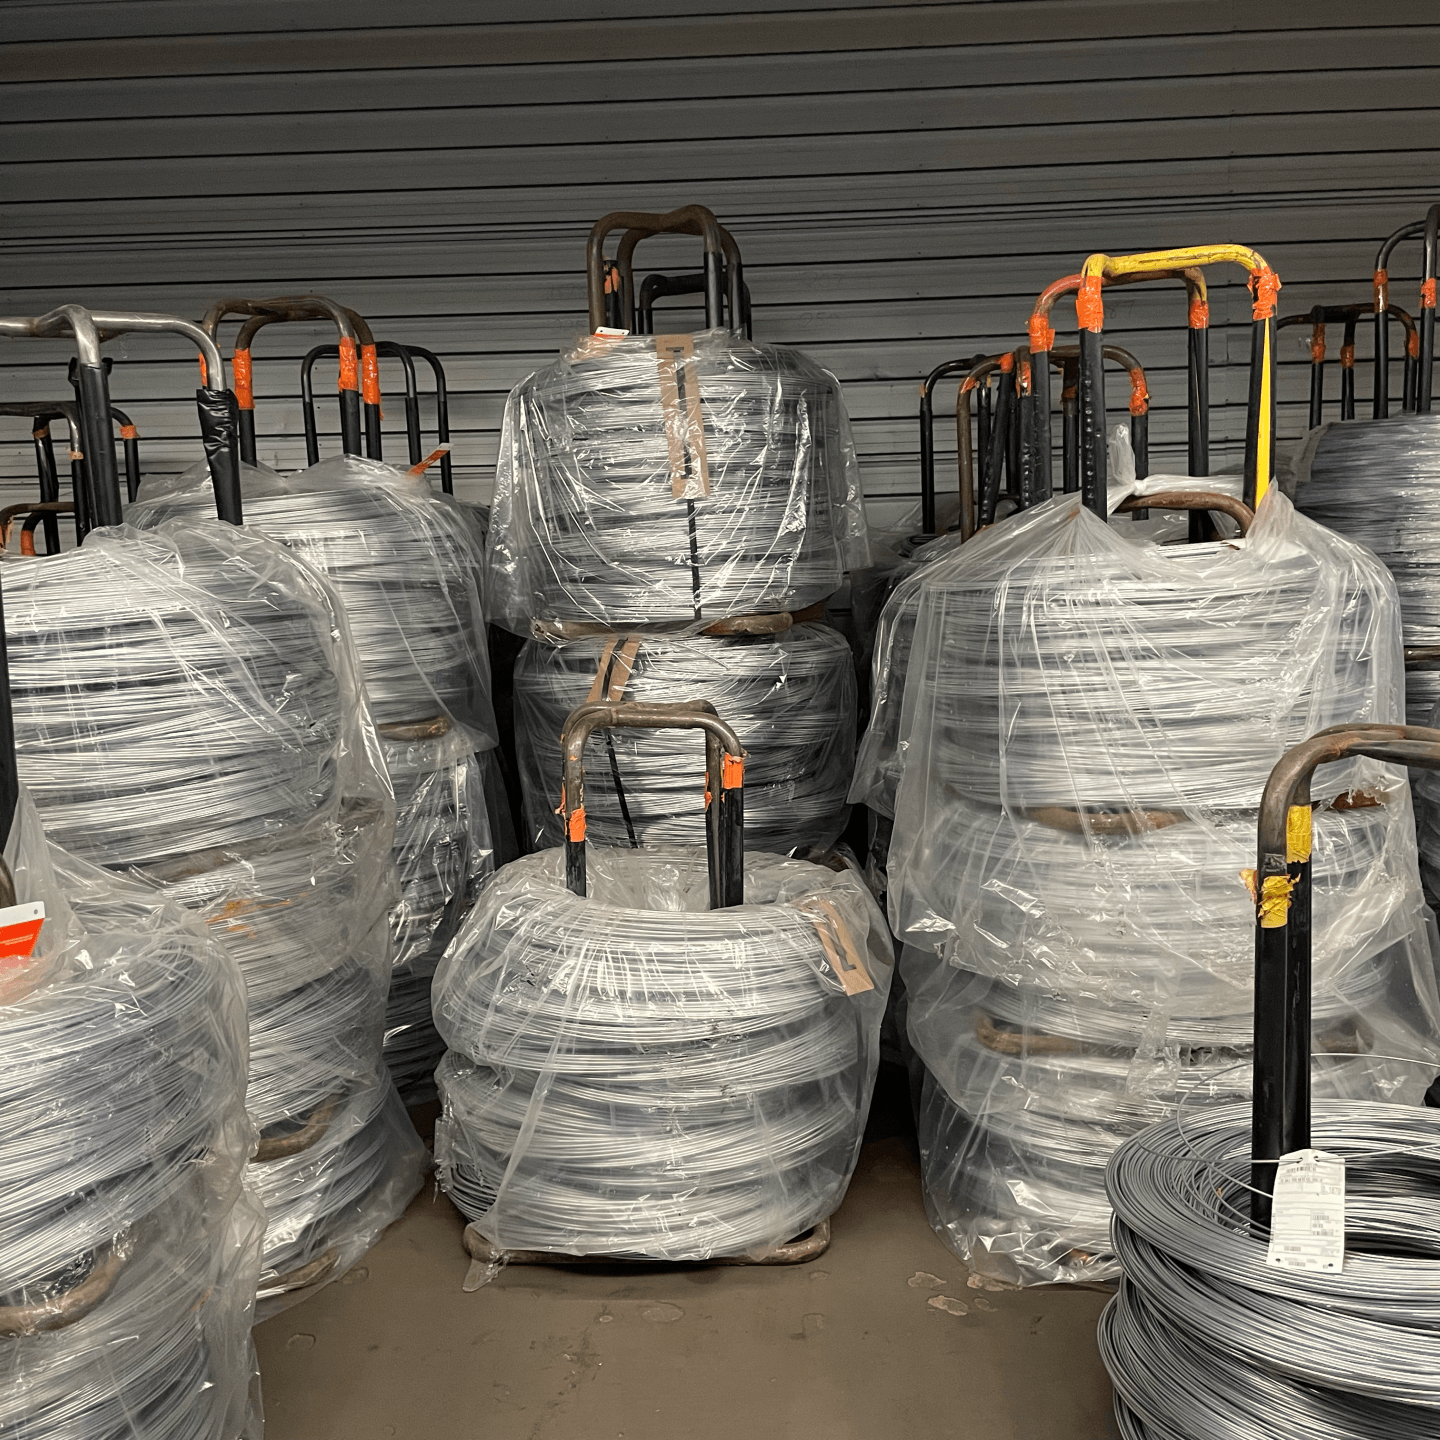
870, 487, 1438, 1284
431, 847, 892, 1258
486, 328, 870, 633
0, 787, 263, 1440
131, 455, 497, 745
514, 623, 856, 852
381, 732, 494, 1101
1295, 413, 1440, 723
0, 518, 417, 1310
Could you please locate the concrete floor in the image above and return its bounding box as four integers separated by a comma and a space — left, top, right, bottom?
254, 1070, 1118, 1440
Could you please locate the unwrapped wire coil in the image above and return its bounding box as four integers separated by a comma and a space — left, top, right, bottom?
514, 624, 855, 853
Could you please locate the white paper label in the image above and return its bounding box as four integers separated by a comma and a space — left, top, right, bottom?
1265, 1147, 1345, 1273
593, 326, 630, 337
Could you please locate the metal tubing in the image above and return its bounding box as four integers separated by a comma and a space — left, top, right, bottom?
587, 207, 727, 331
112, 407, 141, 501
1373, 218, 1426, 417
559, 700, 746, 909
1421, 204, 1438, 413
401, 346, 454, 494
1077, 326, 1107, 517
617, 221, 745, 334
918, 356, 982, 536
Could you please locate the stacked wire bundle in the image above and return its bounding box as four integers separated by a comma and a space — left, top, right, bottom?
1297, 413, 1440, 724
1100, 1100, 1440, 1439
514, 623, 856, 853
852, 489, 1434, 1284
487, 330, 870, 631
431, 847, 891, 1258
0, 792, 261, 1440
1, 518, 423, 1311
134, 456, 498, 1102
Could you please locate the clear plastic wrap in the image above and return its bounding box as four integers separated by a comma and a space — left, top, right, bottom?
2, 516, 418, 1311
432, 846, 891, 1259
0, 788, 262, 1440
132, 455, 497, 744
486, 328, 870, 633
514, 623, 856, 853
868, 486, 1435, 1284
1294, 412, 1440, 724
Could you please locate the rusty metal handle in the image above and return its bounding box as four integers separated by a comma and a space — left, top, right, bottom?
1113, 490, 1254, 533
254, 1095, 342, 1163
0, 1243, 127, 1337
616, 220, 746, 334
586, 206, 725, 331
560, 700, 745, 908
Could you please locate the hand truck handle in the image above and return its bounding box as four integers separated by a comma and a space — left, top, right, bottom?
587, 206, 727, 331
559, 699, 746, 910
1249, 723, 1440, 1230
619, 220, 747, 335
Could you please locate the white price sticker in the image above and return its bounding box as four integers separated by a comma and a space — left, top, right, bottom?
1265, 1148, 1345, 1273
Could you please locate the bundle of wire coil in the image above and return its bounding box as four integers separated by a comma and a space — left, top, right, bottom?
867, 491, 1419, 1283
1100, 1099, 1440, 1438
0, 819, 257, 1440
431, 847, 888, 1258
2, 524, 348, 863
250, 1072, 426, 1311
491, 332, 865, 628
1296, 413, 1440, 725
514, 624, 856, 852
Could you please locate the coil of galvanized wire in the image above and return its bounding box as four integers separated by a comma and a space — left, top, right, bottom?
906, 538, 1387, 810
891, 798, 1408, 1009
493, 333, 861, 627
1101, 1099, 1440, 1437
431, 847, 888, 1257
514, 624, 855, 852
132, 456, 495, 737
2, 524, 349, 864
1297, 413, 1440, 725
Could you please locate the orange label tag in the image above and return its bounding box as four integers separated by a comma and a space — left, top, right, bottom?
0, 901, 45, 969
654, 334, 711, 499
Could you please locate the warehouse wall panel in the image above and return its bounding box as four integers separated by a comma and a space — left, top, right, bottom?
0, 0, 1435, 531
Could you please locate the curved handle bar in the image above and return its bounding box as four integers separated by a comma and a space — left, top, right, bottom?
586, 206, 726, 331
560, 699, 745, 908
917, 353, 989, 536
1113, 490, 1252, 531
1250, 722, 1440, 1227
618, 220, 746, 334
0, 1243, 127, 1337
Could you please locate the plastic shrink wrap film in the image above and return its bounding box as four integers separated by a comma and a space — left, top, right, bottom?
515, 624, 856, 853
0, 519, 420, 1310
486, 329, 871, 633
431, 847, 892, 1259
1295, 414, 1440, 725
133, 458, 500, 1101
0, 788, 263, 1440
872, 488, 1436, 1283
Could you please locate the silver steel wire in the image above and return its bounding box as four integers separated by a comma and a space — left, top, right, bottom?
491, 332, 864, 628
1102, 1098, 1440, 1430
432, 847, 888, 1257
1298, 412, 1440, 725
514, 623, 855, 853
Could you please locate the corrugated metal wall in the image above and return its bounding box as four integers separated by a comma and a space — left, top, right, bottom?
1, 0, 1436, 527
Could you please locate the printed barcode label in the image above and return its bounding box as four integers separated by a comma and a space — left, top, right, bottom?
1265, 1148, 1345, 1273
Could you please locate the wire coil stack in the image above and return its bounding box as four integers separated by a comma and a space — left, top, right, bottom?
514, 624, 855, 852
487, 331, 869, 631
3, 519, 425, 1313
431, 846, 891, 1258
856, 490, 1434, 1284
1101, 1100, 1440, 1439
1296, 414, 1440, 725
0, 791, 261, 1440
133, 454, 498, 1103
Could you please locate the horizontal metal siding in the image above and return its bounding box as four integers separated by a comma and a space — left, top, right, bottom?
0, 1, 1435, 530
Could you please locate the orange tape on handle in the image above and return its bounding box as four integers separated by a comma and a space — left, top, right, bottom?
19, 530, 35, 557
231, 348, 253, 410
1189, 296, 1210, 330
337, 337, 360, 392
1127, 368, 1149, 415
1310, 336, 1326, 365
722, 753, 745, 790
567, 807, 586, 843
1076, 274, 1105, 332
1423, 278, 1437, 310
1249, 266, 1281, 320
119, 424, 138, 440
1340, 344, 1355, 367
1028, 313, 1055, 352
361, 343, 381, 405
1374, 268, 1389, 311
1410, 331, 1421, 359
999, 351, 1015, 374
196, 353, 209, 386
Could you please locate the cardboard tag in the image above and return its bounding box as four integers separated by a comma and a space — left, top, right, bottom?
0, 900, 45, 972
654, 334, 711, 499
1266, 1148, 1345, 1273
798, 896, 873, 996
582, 634, 642, 705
